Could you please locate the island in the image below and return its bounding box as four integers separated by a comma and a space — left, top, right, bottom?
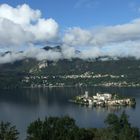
70, 91, 136, 107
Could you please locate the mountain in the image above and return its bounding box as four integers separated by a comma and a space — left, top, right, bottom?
43, 46, 62, 51
0, 46, 140, 89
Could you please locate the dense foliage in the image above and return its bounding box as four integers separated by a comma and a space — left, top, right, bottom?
0, 122, 19, 140
103, 111, 140, 140
26, 112, 140, 140
26, 116, 93, 140
0, 112, 139, 140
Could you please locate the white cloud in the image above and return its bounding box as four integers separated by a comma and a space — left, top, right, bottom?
0, 47, 62, 64
61, 45, 79, 59
0, 4, 59, 48
29, 18, 59, 42
1, 3, 140, 63
24, 47, 62, 61
0, 4, 41, 25
63, 27, 93, 47
0, 18, 33, 47
63, 19, 140, 47
62, 19, 140, 60
0, 51, 26, 64
1, 40, 140, 64
79, 41, 140, 59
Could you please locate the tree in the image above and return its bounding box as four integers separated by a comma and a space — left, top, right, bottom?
26, 113, 140, 140
26, 116, 94, 140
104, 111, 140, 140
0, 122, 19, 140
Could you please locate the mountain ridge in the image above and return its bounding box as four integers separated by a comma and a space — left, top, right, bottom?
0, 46, 140, 89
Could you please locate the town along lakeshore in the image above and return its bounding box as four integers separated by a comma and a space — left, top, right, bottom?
70, 91, 136, 107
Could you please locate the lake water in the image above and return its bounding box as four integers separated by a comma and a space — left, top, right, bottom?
0, 87, 140, 139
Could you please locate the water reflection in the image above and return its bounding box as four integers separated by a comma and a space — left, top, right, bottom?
0, 87, 140, 139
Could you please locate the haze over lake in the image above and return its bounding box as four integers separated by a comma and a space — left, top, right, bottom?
0, 87, 140, 139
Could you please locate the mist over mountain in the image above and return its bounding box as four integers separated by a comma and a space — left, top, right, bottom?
0, 52, 140, 89
1, 44, 140, 65
0, 4, 140, 65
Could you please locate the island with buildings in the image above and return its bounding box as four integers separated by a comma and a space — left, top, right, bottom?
70, 91, 136, 107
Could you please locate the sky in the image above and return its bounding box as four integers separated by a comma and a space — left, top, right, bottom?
0, 0, 140, 63
1, 0, 140, 28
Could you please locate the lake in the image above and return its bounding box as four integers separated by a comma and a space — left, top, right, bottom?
0, 87, 140, 139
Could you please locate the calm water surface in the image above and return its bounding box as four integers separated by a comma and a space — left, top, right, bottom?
0, 87, 140, 139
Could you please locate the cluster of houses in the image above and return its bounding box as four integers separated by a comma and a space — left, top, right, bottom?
98, 82, 140, 87
72, 91, 136, 107
60, 72, 123, 79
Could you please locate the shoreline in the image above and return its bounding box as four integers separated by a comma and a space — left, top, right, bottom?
1, 84, 140, 90
70, 92, 136, 107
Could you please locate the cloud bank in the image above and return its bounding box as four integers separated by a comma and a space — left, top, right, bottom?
0, 3, 140, 64
63, 19, 140, 47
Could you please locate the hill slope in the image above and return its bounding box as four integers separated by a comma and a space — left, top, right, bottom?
0, 47, 140, 88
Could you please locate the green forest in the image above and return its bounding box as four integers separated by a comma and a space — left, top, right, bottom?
1, 57, 140, 88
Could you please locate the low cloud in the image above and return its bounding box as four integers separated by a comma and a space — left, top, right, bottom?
0, 47, 60, 64
0, 45, 80, 64
1, 41, 140, 64
79, 41, 140, 59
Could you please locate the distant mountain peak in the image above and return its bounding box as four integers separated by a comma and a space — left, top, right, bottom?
43, 46, 62, 52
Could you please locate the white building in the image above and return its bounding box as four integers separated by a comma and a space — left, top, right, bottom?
85, 91, 88, 98
94, 93, 112, 101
